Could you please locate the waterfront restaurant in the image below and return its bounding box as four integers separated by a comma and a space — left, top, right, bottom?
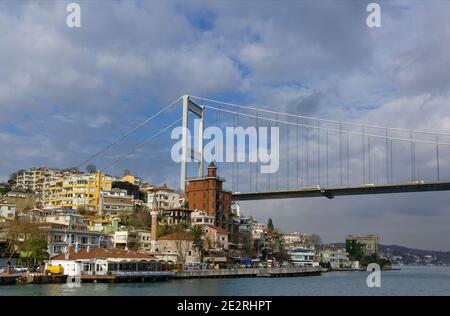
47, 247, 171, 277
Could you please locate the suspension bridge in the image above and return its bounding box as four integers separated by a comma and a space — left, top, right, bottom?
77, 95, 450, 202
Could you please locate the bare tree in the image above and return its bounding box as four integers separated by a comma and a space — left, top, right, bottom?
123, 169, 131, 177
85, 164, 97, 173
175, 239, 193, 265
310, 234, 322, 245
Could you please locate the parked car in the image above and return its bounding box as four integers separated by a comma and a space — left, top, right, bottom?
12, 266, 28, 273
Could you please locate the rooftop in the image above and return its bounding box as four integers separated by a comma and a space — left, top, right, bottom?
158, 231, 194, 241
51, 247, 156, 261
207, 226, 229, 234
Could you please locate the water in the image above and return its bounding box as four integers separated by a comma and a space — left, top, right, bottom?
1, 266, 449, 296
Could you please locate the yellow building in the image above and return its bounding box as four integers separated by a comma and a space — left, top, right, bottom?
46, 172, 113, 212
121, 174, 141, 186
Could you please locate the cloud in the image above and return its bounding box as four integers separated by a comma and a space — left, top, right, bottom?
1, 0, 450, 249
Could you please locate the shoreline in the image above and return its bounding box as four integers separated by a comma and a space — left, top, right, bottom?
1, 267, 322, 285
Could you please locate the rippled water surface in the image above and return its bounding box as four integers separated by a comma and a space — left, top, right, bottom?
1, 266, 449, 296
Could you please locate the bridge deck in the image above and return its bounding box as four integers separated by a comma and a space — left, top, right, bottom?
232, 182, 450, 201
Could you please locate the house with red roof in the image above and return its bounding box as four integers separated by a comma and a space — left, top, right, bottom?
156, 232, 200, 264
46, 247, 165, 277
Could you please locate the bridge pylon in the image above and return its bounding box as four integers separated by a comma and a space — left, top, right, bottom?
180, 95, 205, 192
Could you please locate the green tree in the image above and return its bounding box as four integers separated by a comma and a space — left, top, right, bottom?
6, 221, 49, 268
0, 184, 11, 196
120, 206, 151, 230
267, 218, 274, 231
346, 240, 365, 261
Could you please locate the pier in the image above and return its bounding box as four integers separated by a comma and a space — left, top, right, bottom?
79, 271, 175, 283
174, 267, 322, 279
0, 273, 67, 285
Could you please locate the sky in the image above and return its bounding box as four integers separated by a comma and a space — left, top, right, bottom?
1, 0, 450, 250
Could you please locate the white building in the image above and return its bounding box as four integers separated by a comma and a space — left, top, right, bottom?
287, 245, 319, 267
40, 222, 107, 257
46, 247, 162, 277
13, 167, 60, 200
45, 210, 87, 230
142, 185, 181, 212
230, 202, 242, 217
191, 210, 215, 227
98, 189, 134, 216
0, 203, 16, 220
112, 229, 152, 253
251, 221, 267, 240
319, 247, 351, 269
282, 232, 311, 246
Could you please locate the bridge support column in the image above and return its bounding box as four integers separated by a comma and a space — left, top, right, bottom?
180, 95, 204, 192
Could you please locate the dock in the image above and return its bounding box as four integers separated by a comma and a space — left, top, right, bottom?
174, 267, 322, 279
1, 268, 321, 285
0, 273, 67, 285
79, 271, 175, 283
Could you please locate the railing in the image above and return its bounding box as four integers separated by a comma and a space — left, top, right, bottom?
81, 270, 175, 276
114, 271, 175, 277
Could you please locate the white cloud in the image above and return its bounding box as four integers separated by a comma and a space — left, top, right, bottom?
1, 0, 450, 249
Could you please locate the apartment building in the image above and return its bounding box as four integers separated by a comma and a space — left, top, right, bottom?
45, 209, 87, 231
191, 210, 215, 227
159, 208, 193, 226
98, 189, 134, 216
251, 221, 267, 240
121, 174, 142, 186
142, 184, 181, 212
287, 244, 319, 267
346, 234, 379, 257
0, 191, 36, 212
14, 167, 54, 192
84, 216, 119, 234
112, 229, 152, 253
0, 203, 16, 220
282, 232, 312, 246
45, 172, 113, 212
38, 219, 107, 257
13, 167, 61, 202
203, 226, 229, 250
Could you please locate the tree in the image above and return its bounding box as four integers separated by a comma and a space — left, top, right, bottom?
0, 186, 10, 196
189, 225, 204, 262
274, 242, 290, 262
310, 234, 322, 245
8, 172, 18, 187
123, 169, 131, 177
267, 218, 274, 231
77, 205, 88, 215
346, 240, 364, 260
240, 234, 254, 258
119, 206, 151, 230
6, 221, 49, 268
85, 164, 97, 173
